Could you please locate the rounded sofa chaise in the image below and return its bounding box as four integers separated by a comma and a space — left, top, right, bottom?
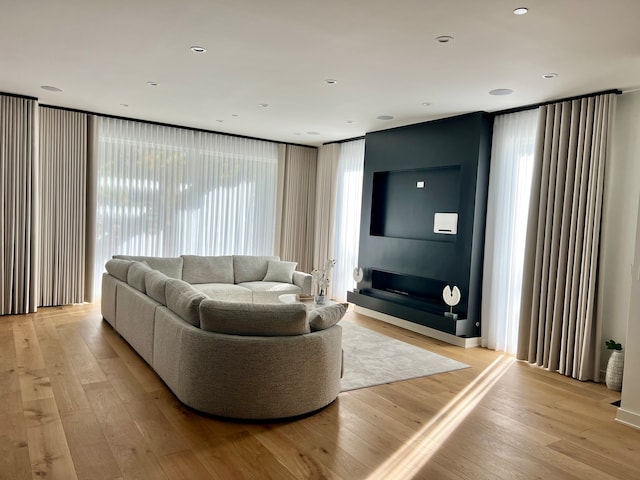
100, 254, 346, 420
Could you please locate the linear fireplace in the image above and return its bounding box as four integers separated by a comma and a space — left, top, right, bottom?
348, 268, 475, 336
369, 269, 454, 314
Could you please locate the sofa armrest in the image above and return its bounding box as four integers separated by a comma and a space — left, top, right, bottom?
292, 271, 312, 295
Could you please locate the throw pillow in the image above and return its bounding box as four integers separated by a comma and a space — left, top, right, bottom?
105, 259, 131, 282
263, 260, 297, 283
199, 299, 309, 336
308, 303, 348, 331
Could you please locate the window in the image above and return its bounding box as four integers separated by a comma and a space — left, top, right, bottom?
94, 118, 278, 292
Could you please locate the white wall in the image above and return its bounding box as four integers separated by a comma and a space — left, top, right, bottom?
618, 195, 640, 428
598, 90, 640, 428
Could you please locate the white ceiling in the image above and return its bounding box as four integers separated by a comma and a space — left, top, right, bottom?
2, 0, 640, 147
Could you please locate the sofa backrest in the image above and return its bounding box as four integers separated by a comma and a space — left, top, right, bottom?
127, 261, 153, 293
233, 255, 279, 284
105, 258, 131, 282
181, 255, 234, 284
145, 269, 170, 305
199, 299, 309, 336
113, 255, 183, 279
165, 278, 207, 327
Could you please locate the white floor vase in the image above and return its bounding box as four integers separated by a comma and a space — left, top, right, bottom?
605, 350, 624, 391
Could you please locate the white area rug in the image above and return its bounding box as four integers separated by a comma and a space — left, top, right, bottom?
340, 321, 469, 392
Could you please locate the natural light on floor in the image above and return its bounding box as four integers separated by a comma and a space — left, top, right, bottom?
366, 355, 516, 479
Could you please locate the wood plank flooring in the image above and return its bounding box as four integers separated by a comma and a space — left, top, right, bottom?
1, 303, 638, 480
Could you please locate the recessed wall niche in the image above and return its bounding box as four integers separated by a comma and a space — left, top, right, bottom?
347, 112, 493, 338
370, 166, 461, 242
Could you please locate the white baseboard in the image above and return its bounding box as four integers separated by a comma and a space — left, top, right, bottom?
616, 407, 640, 430
353, 306, 480, 348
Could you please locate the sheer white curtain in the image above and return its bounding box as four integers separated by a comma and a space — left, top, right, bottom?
313, 143, 340, 274
481, 109, 539, 353
94, 117, 279, 292
332, 139, 365, 301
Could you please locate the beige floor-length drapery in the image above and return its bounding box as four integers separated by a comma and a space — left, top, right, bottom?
1, 95, 39, 314
38, 107, 95, 306
277, 144, 317, 272
518, 93, 616, 381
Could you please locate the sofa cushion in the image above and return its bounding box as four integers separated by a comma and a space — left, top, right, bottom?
127, 261, 152, 293
165, 279, 207, 327
181, 255, 234, 284
199, 300, 309, 336
105, 259, 131, 282
233, 255, 279, 284
308, 303, 348, 331
114, 255, 183, 279
145, 269, 169, 305
191, 283, 253, 302
263, 260, 297, 283
238, 281, 300, 296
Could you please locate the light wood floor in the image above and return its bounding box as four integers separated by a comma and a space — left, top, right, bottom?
1, 304, 638, 480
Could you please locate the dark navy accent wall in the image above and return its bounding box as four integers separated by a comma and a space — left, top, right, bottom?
347, 112, 493, 337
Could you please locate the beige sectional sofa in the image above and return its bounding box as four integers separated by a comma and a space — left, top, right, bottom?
101, 255, 346, 420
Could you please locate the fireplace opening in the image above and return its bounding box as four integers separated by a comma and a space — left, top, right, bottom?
365, 269, 467, 318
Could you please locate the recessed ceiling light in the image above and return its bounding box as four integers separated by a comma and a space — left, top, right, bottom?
435, 35, 454, 44
542, 72, 558, 79
325, 79, 338, 85
377, 115, 394, 120
258, 103, 269, 108
120, 103, 129, 107
489, 88, 513, 96
190, 46, 207, 53
307, 131, 321, 135
513, 7, 529, 15
347, 120, 355, 124
216, 120, 224, 123
40, 85, 63, 92
231, 114, 239, 117
421, 102, 432, 107
147, 81, 159, 87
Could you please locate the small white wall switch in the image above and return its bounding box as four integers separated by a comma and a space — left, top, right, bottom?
417, 181, 425, 188
434, 213, 458, 235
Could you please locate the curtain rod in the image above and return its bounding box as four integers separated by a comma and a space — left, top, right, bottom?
37, 103, 317, 150
0, 91, 38, 101
492, 88, 622, 116
324, 88, 623, 145
323, 135, 365, 146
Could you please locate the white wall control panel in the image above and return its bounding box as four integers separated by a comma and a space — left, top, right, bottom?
434, 213, 458, 235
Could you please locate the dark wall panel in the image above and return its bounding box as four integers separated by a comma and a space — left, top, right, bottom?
349, 112, 493, 337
